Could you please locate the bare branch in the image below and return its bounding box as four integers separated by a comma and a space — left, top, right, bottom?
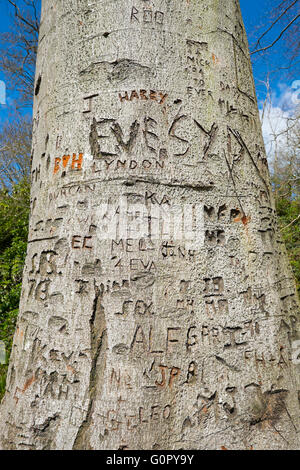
0, 0, 40, 107
281, 214, 300, 231
252, 0, 299, 52
251, 14, 300, 55
7, 0, 39, 33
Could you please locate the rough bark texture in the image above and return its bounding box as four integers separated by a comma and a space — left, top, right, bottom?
0, 0, 300, 450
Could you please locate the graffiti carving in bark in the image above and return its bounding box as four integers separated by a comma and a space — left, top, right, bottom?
0, 0, 299, 450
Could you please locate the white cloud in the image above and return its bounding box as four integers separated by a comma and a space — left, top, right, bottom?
260, 106, 291, 155
259, 82, 300, 159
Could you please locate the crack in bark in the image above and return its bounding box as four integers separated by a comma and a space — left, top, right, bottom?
60, 176, 215, 192
228, 127, 269, 191
33, 413, 60, 434
73, 283, 107, 450
223, 149, 246, 218
126, 177, 215, 191
215, 355, 241, 372
194, 120, 218, 159
80, 59, 152, 81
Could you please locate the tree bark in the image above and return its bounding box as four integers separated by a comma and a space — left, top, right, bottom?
0, 0, 299, 450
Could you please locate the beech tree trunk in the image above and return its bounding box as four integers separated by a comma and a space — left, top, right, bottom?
1, 0, 299, 450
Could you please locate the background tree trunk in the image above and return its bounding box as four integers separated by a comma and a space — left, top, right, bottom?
0, 0, 299, 450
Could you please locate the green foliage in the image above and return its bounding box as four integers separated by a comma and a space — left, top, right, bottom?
0, 368, 6, 400
0, 178, 30, 400
276, 196, 300, 294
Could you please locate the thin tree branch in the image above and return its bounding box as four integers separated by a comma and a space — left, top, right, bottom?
252, 0, 299, 52
7, 0, 39, 33
281, 214, 300, 231
251, 14, 300, 55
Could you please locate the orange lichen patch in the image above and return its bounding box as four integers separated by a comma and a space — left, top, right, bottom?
221, 446, 228, 450
242, 215, 251, 226
16, 328, 24, 340
233, 213, 251, 226
67, 364, 76, 374
202, 405, 208, 414
13, 376, 35, 404
53, 157, 61, 174
212, 53, 220, 64
22, 375, 35, 393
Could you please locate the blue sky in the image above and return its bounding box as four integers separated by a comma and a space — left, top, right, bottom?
240, 0, 300, 154
0, 0, 299, 147
241, 0, 299, 106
